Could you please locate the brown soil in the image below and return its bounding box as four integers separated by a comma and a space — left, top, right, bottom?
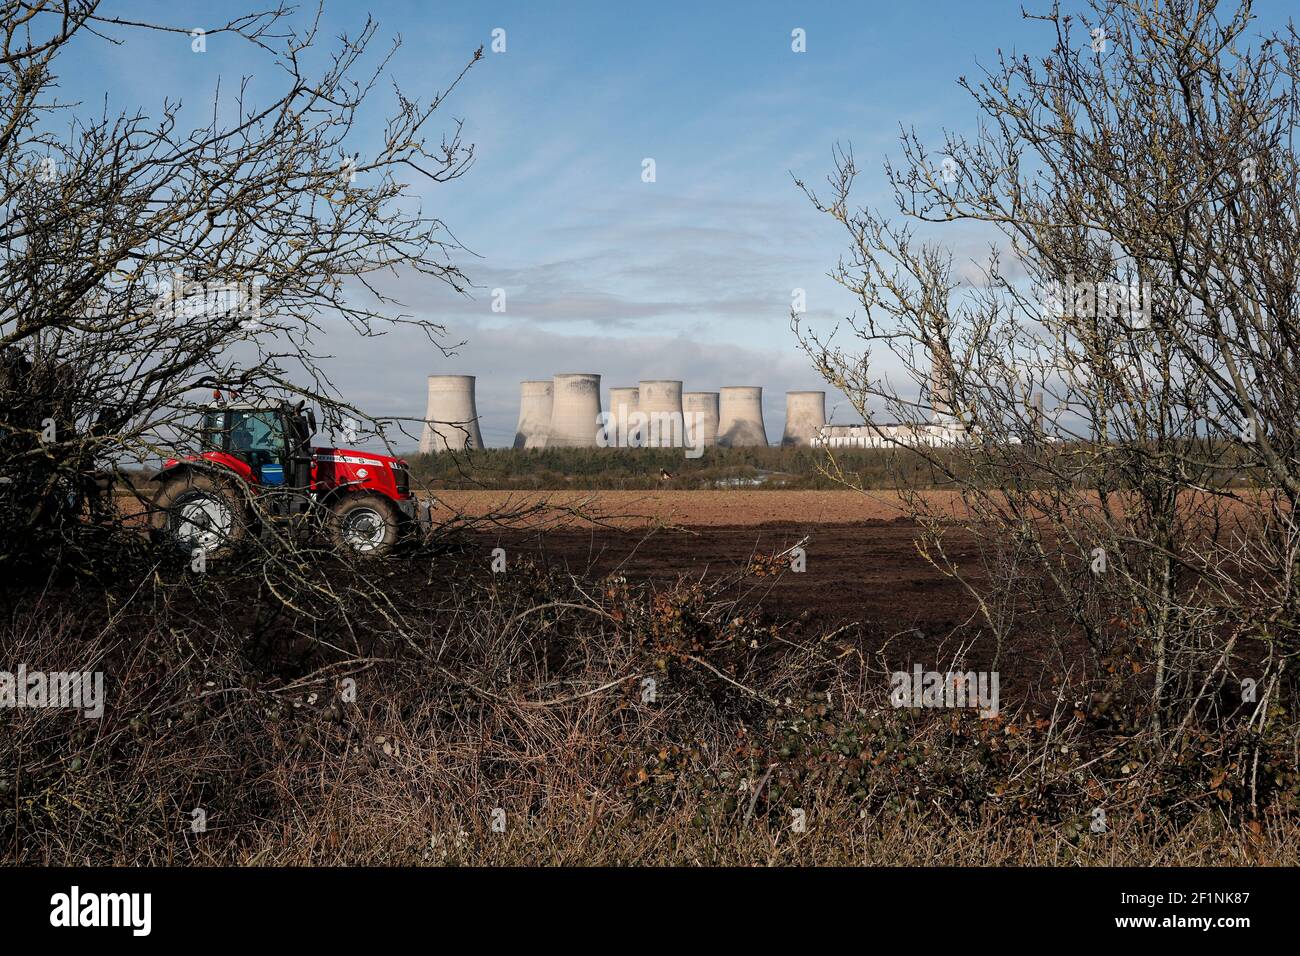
437, 492, 971, 625
470, 518, 976, 630
441, 490, 1047, 690
432, 488, 957, 527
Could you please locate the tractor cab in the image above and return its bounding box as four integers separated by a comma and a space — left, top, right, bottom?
200, 400, 316, 489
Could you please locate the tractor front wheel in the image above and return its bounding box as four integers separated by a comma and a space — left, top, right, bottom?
326, 494, 401, 557
151, 471, 249, 558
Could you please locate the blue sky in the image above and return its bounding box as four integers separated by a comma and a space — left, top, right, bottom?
53, 1, 1294, 447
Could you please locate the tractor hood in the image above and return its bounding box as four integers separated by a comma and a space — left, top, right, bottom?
312, 447, 404, 468
312, 447, 411, 498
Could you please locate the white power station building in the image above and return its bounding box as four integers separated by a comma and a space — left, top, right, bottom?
813, 421, 969, 448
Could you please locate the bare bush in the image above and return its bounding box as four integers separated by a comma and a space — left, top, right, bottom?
796, 0, 1298, 783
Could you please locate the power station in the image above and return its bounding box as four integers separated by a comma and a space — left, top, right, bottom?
417, 362, 972, 452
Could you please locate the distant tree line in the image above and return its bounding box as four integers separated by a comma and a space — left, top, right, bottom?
406, 442, 1257, 492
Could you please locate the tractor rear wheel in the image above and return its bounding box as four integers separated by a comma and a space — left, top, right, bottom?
151, 471, 249, 558
327, 493, 400, 557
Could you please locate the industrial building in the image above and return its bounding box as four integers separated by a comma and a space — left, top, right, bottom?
813, 422, 967, 448
810, 366, 968, 449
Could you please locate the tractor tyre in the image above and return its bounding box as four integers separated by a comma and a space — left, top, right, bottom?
326, 493, 401, 557
151, 471, 249, 559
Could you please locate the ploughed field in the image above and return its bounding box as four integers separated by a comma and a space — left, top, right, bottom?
433, 488, 956, 527
436, 489, 1025, 684
439, 489, 976, 628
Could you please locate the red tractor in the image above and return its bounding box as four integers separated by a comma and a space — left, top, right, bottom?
151, 395, 426, 557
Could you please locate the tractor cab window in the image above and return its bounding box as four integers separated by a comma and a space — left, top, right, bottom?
201, 410, 227, 450
227, 410, 285, 470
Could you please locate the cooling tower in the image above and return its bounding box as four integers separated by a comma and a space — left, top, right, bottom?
608, 387, 640, 448
513, 380, 553, 449
419, 374, 483, 453
782, 391, 826, 447
547, 373, 603, 447
683, 392, 719, 448
638, 379, 685, 447
717, 386, 768, 447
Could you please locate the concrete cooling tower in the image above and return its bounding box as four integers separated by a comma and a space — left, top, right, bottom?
547, 373, 603, 447
513, 380, 553, 449
608, 387, 640, 448
419, 374, 483, 453
717, 386, 768, 447
638, 379, 684, 447
683, 391, 719, 448
782, 391, 826, 447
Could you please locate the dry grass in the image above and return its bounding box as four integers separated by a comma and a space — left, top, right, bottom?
2, 552, 1295, 866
